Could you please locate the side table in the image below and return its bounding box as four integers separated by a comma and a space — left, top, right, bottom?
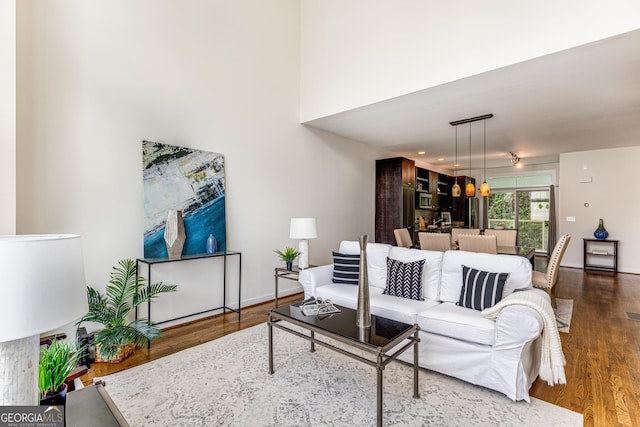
583, 238, 618, 274
274, 266, 311, 308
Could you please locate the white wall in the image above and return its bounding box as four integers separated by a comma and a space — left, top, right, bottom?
300, 0, 640, 121
16, 0, 389, 332
559, 147, 640, 274
0, 0, 16, 234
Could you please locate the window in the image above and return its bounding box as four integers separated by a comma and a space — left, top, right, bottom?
486, 172, 554, 253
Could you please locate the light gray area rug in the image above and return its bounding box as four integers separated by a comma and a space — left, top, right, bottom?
555, 298, 574, 333
98, 323, 582, 426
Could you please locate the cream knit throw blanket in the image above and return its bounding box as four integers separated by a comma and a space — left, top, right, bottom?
482, 290, 566, 385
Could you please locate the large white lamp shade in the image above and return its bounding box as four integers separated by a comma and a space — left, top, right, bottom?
289, 218, 317, 269
0, 234, 87, 405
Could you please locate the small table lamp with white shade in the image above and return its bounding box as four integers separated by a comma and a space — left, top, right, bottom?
289, 218, 317, 269
0, 234, 88, 405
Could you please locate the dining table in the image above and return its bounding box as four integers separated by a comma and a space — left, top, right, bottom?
497, 245, 535, 266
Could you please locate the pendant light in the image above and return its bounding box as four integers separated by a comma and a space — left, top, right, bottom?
451, 125, 461, 197
479, 119, 491, 196
465, 123, 475, 197
449, 114, 493, 198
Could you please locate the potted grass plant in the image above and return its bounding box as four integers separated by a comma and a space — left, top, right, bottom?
39, 339, 83, 405
77, 259, 177, 362
274, 246, 302, 270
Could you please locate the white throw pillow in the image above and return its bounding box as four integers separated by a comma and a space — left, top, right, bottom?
388, 247, 443, 301
338, 241, 391, 289
439, 250, 532, 303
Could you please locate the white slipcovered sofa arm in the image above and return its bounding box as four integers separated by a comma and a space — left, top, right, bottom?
298, 265, 333, 298
493, 304, 543, 347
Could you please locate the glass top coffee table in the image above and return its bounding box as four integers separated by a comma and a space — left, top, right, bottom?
268, 303, 420, 427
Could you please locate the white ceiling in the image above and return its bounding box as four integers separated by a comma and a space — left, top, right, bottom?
302, 30, 640, 171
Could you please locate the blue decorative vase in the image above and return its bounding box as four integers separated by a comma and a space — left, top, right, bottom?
594, 218, 608, 240
206, 234, 217, 254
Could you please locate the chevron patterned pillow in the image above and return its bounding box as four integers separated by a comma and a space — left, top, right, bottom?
383, 257, 425, 300
458, 265, 509, 311
332, 252, 360, 285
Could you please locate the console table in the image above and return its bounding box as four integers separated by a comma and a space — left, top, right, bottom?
583, 238, 618, 274
136, 251, 242, 345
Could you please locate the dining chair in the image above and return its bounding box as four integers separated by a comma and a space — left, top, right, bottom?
484, 229, 518, 246
393, 228, 413, 248
458, 234, 498, 254
532, 234, 571, 309
451, 228, 480, 247
418, 232, 451, 252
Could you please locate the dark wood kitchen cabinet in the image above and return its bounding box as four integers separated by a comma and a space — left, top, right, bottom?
451, 176, 475, 226
375, 157, 415, 245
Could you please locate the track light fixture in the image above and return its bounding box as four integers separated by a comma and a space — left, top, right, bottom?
510, 152, 521, 168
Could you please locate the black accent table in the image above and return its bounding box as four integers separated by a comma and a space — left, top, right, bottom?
66, 382, 128, 427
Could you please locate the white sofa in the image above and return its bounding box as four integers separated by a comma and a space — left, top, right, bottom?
298, 240, 548, 402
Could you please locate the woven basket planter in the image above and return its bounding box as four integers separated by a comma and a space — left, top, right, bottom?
94, 342, 136, 364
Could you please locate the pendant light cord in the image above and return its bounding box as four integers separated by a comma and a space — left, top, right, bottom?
455, 125, 458, 178
483, 119, 486, 180
469, 123, 472, 175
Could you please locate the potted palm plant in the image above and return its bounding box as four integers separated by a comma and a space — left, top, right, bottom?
274, 246, 302, 270
77, 259, 177, 362
39, 339, 83, 405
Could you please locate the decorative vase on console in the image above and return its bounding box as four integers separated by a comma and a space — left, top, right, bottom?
206, 234, 218, 254
594, 218, 609, 240
164, 210, 186, 259
356, 235, 371, 328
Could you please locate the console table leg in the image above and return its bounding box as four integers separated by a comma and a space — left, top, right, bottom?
310, 331, 315, 352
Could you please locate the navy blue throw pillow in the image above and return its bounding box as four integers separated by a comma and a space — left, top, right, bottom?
332, 252, 360, 285
383, 257, 425, 301
458, 265, 509, 311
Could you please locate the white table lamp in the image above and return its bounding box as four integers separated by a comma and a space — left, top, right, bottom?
289, 218, 317, 269
0, 235, 88, 405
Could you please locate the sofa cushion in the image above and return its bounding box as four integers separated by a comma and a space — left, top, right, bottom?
315, 283, 384, 310
440, 250, 532, 303
387, 247, 443, 301
371, 293, 439, 325
458, 265, 508, 310
383, 257, 425, 300
417, 302, 496, 346
314, 283, 438, 326
338, 241, 391, 290
332, 252, 360, 285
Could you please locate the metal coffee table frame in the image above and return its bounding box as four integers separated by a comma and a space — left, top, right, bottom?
268, 305, 420, 427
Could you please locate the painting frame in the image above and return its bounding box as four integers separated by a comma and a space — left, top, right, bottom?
441, 212, 452, 225
142, 140, 226, 258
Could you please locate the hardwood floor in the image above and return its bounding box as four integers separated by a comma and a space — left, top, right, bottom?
82, 265, 640, 427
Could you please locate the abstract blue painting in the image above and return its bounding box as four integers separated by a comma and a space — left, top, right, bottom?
143, 141, 226, 258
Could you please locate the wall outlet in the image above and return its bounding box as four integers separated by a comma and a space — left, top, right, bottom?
566, 216, 576, 222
